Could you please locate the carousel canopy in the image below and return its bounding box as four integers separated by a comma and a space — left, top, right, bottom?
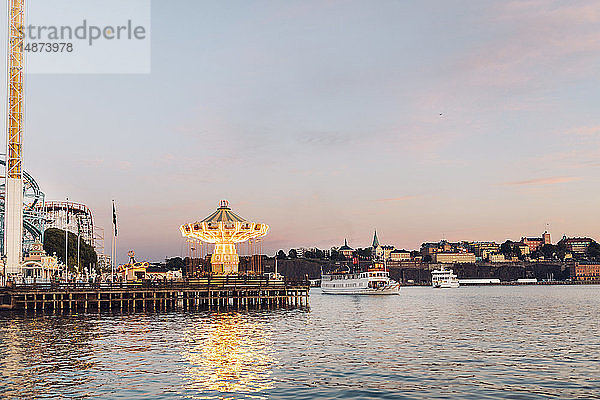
180, 200, 269, 244
201, 201, 246, 223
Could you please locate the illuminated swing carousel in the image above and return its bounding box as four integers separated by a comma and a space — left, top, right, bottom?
180, 200, 269, 275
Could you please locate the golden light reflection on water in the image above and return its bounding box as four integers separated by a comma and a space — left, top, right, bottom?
0, 316, 99, 398
1, 320, 34, 396
181, 313, 275, 397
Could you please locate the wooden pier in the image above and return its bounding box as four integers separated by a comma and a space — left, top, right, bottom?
0, 277, 309, 313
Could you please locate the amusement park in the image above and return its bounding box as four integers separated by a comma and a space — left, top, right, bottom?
0, 153, 107, 284
0, 0, 308, 314
0, 0, 122, 284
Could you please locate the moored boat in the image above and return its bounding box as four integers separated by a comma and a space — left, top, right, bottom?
431, 267, 460, 288
321, 262, 400, 295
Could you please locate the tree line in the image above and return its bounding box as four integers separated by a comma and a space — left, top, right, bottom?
43, 228, 97, 272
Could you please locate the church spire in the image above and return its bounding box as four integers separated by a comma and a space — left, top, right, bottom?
372, 229, 379, 248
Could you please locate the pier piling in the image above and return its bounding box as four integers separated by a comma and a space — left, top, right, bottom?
0, 277, 309, 314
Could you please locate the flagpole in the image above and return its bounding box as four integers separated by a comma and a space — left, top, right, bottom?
77, 216, 81, 279
65, 197, 69, 282
111, 202, 114, 282
112, 234, 115, 281
110, 227, 114, 281
112, 200, 118, 282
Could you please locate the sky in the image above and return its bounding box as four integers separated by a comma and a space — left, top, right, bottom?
2, 0, 600, 262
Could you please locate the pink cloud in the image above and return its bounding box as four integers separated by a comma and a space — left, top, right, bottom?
502, 1, 600, 24
505, 176, 579, 186
563, 124, 600, 137
375, 195, 418, 202
451, 1, 600, 90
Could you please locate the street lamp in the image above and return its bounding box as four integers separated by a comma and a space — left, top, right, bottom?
65, 197, 69, 282
1, 254, 6, 287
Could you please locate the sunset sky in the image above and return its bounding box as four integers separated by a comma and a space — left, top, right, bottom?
2, 1, 600, 262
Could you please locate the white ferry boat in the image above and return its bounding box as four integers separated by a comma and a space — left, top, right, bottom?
321, 265, 400, 295
431, 267, 460, 288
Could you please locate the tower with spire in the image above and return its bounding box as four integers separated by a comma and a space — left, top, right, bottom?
339, 238, 354, 259
372, 229, 380, 259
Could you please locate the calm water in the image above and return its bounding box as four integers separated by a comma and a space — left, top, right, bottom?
0, 285, 599, 399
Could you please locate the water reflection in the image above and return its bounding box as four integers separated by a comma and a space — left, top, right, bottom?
181, 313, 275, 397
0, 315, 99, 398
0, 287, 598, 399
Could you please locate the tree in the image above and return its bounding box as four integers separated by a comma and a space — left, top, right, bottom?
556, 240, 568, 260
288, 249, 297, 258
276, 250, 286, 259
166, 257, 185, 270
540, 244, 559, 260
355, 247, 372, 258
43, 228, 97, 273
587, 241, 600, 259
500, 240, 515, 256
304, 249, 314, 258
330, 249, 343, 261
423, 254, 432, 263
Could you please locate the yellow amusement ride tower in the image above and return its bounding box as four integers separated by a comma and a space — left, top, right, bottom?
4, 0, 26, 278
180, 200, 269, 275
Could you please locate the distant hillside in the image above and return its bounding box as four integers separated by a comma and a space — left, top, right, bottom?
264, 258, 324, 280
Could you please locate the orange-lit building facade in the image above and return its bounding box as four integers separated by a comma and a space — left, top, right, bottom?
521, 231, 551, 253
433, 252, 476, 264
560, 237, 593, 254
571, 263, 600, 282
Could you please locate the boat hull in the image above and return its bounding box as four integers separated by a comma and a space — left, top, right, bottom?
321, 284, 400, 295
433, 282, 460, 288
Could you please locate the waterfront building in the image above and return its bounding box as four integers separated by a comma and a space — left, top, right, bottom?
543, 231, 551, 245
421, 240, 466, 258
390, 249, 411, 261
488, 253, 506, 263
339, 239, 354, 259
375, 245, 395, 260
521, 231, 552, 252
21, 241, 60, 283
516, 243, 530, 256
559, 236, 593, 254
440, 241, 454, 252
571, 263, 600, 281
521, 237, 543, 252
371, 230, 395, 259
468, 241, 500, 259
421, 243, 440, 257
433, 252, 476, 264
